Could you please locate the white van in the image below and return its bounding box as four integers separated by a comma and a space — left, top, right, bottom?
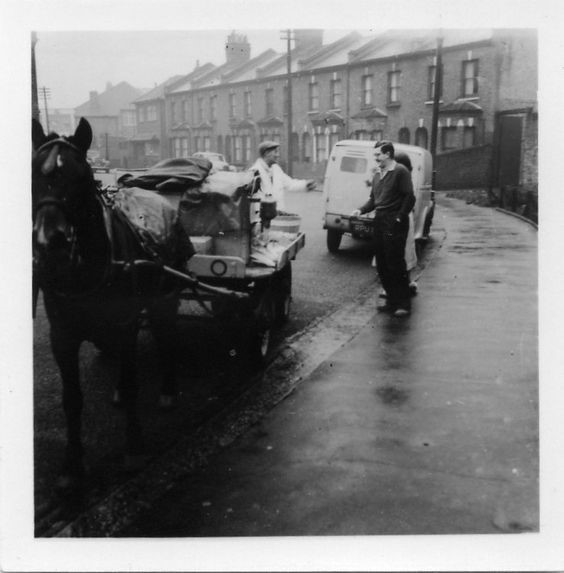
322, 140, 435, 253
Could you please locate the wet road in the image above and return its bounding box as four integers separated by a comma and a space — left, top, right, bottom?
119, 195, 538, 537
33, 184, 384, 534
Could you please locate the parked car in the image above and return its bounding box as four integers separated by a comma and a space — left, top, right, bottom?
192, 152, 236, 172
322, 140, 435, 253
87, 152, 111, 173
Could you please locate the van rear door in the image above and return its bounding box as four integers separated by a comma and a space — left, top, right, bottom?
325, 146, 374, 215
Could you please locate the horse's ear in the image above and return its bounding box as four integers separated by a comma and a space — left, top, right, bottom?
73, 118, 93, 153
32, 118, 46, 150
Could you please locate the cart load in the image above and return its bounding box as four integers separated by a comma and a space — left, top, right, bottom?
118, 157, 306, 362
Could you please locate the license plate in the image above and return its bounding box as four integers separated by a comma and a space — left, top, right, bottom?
351, 220, 373, 236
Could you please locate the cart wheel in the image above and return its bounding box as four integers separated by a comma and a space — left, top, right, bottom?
274, 262, 292, 325
327, 229, 342, 253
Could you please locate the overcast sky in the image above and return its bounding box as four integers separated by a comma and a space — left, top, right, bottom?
35, 30, 358, 109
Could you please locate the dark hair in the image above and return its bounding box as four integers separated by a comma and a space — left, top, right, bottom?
394, 151, 412, 172
374, 140, 395, 159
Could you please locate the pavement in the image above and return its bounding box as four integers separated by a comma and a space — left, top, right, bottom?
121, 194, 539, 538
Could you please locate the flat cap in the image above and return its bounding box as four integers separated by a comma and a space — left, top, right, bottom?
258, 140, 280, 156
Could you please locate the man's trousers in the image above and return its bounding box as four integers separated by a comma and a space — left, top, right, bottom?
373, 211, 411, 310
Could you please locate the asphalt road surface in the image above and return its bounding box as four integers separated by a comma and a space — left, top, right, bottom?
34, 183, 417, 535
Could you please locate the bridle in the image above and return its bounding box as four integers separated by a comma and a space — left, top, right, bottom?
33, 137, 110, 301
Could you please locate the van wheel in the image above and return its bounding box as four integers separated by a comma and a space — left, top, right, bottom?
327, 229, 343, 253
423, 204, 435, 238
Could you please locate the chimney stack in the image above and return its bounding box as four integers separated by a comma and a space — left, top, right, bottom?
225, 31, 251, 65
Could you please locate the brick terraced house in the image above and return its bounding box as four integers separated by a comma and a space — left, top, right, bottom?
126, 29, 537, 193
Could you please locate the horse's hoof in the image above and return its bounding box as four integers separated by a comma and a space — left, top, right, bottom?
158, 394, 176, 410
124, 453, 148, 473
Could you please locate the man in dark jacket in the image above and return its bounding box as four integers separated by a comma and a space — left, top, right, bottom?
352, 141, 415, 317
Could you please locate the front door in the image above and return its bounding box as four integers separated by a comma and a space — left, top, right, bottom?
498, 114, 522, 187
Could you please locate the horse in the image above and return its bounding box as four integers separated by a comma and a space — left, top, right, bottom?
32, 117, 192, 491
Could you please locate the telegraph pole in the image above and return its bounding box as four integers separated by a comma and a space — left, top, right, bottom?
31, 32, 40, 122
430, 33, 443, 189
40, 86, 51, 132
281, 29, 294, 176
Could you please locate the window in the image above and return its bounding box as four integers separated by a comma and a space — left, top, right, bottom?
329, 132, 340, 155
340, 156, 367, 173
361, 75, 372, 106
398, 127, 410, 144
463, 126, 475, 148
309, 82, 319, 111
225, 135, 232, 162
370, 129, 382, 142
415, 127, 428, 149
229, 93, 236, 118
173, 138, 181, 158
197, 97, 204, 123
265, 88, 274, 116
462, 60, 479, 97
243, 135, 252, 163
181, 138, 189, 157
388, 71, 401, 104
203, 136, 210, 152
193, 135, 200, 152
330, 79, 342, 109
234, 136, 242, 162
441, 126, 457, 150
183, 100, 190, 122
244, 91, 252, 117
171, 102, 178, 124
210, 95, 217, 121
315, 133, 326, 162
302, 132, 311, 162
122, 110, 136, 127
217, 135, 223, 154
428, 65, 443, 101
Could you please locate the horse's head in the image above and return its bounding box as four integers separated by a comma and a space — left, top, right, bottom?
32, 118, 95, 277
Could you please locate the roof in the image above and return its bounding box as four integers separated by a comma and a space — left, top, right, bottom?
134, 75, 185, 103
439, 100, 483, 114
334, 139, 432, 158
75, 81, 146, 116
256, 42, 322, 77
168, 63, 217, 94
297, 32, 365, 70
221, 49, 281, 83
309, 110, 346, 125
349, 29, 493, 62
351, 107, 388, 120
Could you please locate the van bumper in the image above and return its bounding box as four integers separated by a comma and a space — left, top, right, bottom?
324, 213, 374, 239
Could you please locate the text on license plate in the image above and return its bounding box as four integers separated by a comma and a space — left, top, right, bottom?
351, 220, 373, 236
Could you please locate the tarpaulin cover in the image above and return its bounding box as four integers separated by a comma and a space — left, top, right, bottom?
123, 157, 213, 193
178, 171, 253, 237
113, 186, 194, 262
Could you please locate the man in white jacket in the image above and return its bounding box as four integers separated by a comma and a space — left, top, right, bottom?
249, 141, 316, 213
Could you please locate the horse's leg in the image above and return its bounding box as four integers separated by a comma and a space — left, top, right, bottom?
116, 325, 147, 471
50, 328, 84, 490
147, 296, 179, 409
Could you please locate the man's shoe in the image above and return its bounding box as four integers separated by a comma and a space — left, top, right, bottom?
393, 308, 410, 317
409, 281, 418, 296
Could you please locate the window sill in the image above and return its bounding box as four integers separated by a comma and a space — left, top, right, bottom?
425, 99, 445, 105
386, 102, 401, 109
